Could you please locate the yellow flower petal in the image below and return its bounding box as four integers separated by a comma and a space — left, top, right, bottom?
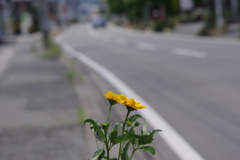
103, 91, 120, 102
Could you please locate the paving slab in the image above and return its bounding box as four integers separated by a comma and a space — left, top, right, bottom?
0, 34, 86, 159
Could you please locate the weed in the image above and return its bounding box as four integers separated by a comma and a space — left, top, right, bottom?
77, 107, 85, 123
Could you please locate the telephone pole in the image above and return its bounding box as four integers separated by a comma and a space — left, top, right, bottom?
214, 0, 224, 29
39, 0, 50, 49
231, 0, 238, 16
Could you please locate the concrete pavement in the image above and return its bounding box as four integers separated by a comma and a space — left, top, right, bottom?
0, 34, 85, 160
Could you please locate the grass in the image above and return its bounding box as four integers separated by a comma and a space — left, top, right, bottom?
65, 59, 85, 83
39, 40, 62, 59
77, 107, 85, 123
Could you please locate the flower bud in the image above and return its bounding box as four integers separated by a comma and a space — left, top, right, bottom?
126, 121, 132, 127
134, 122, 140, 127
90, 124, 94, 131
101, 123, 109, 130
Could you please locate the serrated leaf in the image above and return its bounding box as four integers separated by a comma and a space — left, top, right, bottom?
141, 120, 147, 135
128, 114, 142, 123
92, 148, 105, 160
115, 122, 123, 128
139, 146, 156, 155
138, 134, 154, 145
151, 129, 162, 135
109, 125, 118, 144
95, 131, 105, 143
130, 127, 135, 134
84, 119, 105, 142
113, 134, 137, 145
121, 141, 130, 160
97, 126, 106, 142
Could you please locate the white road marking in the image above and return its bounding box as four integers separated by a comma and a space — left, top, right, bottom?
109, 24, 240, 46
174, 48, 207, 58
0, 48, 15, 77
56, 36, 206, 160
115, 38, 127, 45
136, 42, 156, 51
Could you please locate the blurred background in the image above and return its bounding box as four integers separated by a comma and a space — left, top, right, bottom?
0, 0, 240, 40
0, 0, 240, 160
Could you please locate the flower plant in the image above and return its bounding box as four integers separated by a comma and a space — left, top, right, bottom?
84, 91, 162, 160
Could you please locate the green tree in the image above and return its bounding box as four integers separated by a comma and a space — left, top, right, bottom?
107, 0, 125, 14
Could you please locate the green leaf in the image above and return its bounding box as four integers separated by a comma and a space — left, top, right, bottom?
129, 127, 135, 134
84, 119, 97, 127
113, 134, 138, 145
115, 122, 123, 128
96, 125, 106, 142
95, 131, 105, 143
109, 125, 118, 144
128, 114, 142, 123
141, 120, 147, 135
84, 119, 106, 143
138, 134, 154, 145
103, 157, 117, 160
151, 129, 162, 135
121, 141, 130, 160
139, 146, 156, 155
92, 148, 105, 160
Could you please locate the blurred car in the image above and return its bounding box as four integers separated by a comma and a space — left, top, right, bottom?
92, 16, 106, 28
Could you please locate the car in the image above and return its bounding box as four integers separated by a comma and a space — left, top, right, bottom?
92, 16, 106, 28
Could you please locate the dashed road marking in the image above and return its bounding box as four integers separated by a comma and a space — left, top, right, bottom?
174, 48, 207, 58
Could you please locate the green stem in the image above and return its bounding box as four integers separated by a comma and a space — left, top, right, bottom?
117, 109, 131, 160
95, 136, 99, 150
107, 104, 113, 122
105, 128, 110, 160
106, 142, 110, 160
130, 148, 137, 160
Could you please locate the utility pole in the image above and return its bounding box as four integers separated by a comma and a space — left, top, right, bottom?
231, 0, 238, 16
39, 0, 49, 49
214, 0, 224, 29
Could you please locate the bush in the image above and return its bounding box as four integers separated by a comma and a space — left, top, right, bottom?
151, 17, 179, 32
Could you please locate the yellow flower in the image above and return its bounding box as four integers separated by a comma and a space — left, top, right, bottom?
103, 91, 146, 110
123, 98, 146, 110
118, 94, 129, 103
103, 91, 120, 103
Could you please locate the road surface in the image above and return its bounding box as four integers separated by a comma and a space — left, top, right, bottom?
59, 23, 240, 160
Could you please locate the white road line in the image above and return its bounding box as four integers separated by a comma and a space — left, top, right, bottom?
174, 48, 207, 58
115, 38, 127, 45
56, 36, 205, 160
0, 48, 15, 77
136, 42, 156, 51
109, 24, 240, 46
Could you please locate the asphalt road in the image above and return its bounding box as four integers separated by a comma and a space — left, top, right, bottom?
61, 23, 240, 160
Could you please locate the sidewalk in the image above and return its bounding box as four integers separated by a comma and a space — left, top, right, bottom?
0, 34, 85, 160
